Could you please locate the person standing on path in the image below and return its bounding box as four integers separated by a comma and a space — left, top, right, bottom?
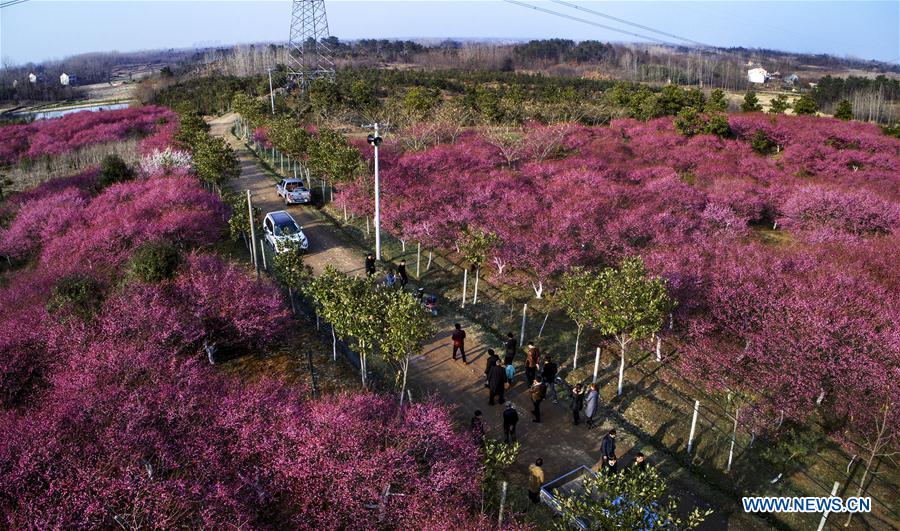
365, 253, 376, 276
487, 359, 507, 405
451, 323, 467, 363
584, 383, 600, 429
530, 377, 547, 423
542, 356, 559, 404
504, 360, 515, 386
397, 259, 408, 287
484, 349, 500, 386
601, 429, 617, 462
502, 402, 519, 444
570, 383, 585, 425
527, 458, 545, 505
504, 332, 517, 364
524, 342, 541, 386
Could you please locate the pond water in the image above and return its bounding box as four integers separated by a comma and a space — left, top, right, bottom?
21, 102, 130, 121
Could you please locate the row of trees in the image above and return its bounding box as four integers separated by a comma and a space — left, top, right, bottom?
305, 266, 434, 396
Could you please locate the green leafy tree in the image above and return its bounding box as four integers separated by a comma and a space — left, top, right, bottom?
741, 91, 763, 113
594, 257, 674, 396
750, 130, 777, 155
458, 227, 498, 305
403, 86, 441, 122
192, 136, 240, 186
768, 93, 791, 114
222, 191, 256, 243
657, 84, 686, 116
380, 289, 435, 404
673, 107, 705, 137
705, 113, 731, 138
305, 266, 354, 369
834, 99, 853, 120
231, 92, 266, 127
46, 274, 104, 322
125, 240, 181, 283
95, 154, 135, 190
684, 88, 705, 109
348, 79, 377, 113
307, 129, 364, 183
792, 93, 819, 115
175, 112, 211, 146
628, 86, 662, 121
482, 439, 521, 512
474, 86, 505, 124
309, 79, 342, 119
553, 465, 712, 530
273, 240, 310, 300
704, 89, 728, 113
268, 116, 314, 159
556, 267, 600, 369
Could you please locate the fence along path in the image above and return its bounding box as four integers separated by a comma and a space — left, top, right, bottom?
210, 113, 779, 530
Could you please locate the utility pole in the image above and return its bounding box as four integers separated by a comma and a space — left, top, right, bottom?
267, 68, 275, 114
363, 123, 383, 260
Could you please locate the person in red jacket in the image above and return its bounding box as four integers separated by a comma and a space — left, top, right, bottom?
451, 323, 467, 363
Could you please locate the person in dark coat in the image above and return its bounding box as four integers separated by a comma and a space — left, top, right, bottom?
530, 377, 547, 423
629, 452, 649, 474
570, 383, 585, 425
484, 348, 500, 386
487, 360, 507, 405
364, 253, 376, 276
542, 356, 559, 404
524, 342, 541, 386
601, 429, 617, 461
397, 259, 409, 287
602, 455, 619, 475
451, 323, 467, 363
502, 402, 519, 444
504, 332, 517, 364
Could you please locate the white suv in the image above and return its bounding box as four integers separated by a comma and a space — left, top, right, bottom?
263, 211, 309, 253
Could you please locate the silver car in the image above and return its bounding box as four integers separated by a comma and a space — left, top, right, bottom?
276, 178, 312, 205
263, 211, 309, 253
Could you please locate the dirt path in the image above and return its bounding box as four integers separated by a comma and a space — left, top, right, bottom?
209, 114, 760, 530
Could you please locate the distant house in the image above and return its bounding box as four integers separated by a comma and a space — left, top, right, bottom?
747, 67, 768, 84
59, 73, 78, 86
784, 74, 800, 86
28, 72, 38, 83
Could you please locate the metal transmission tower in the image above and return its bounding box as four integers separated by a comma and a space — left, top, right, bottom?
287, 0, 336, 89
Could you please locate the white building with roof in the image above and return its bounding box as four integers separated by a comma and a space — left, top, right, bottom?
747, 67, 768, 84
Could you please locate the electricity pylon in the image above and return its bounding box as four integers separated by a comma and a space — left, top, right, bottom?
287, 0, 336, 90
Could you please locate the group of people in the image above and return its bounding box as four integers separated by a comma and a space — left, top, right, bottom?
365, 253, 410, 288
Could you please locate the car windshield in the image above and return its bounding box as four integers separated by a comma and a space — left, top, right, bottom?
274, 218, 301, 236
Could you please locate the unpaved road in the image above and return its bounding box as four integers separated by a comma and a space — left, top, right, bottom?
209, 113, 759, 529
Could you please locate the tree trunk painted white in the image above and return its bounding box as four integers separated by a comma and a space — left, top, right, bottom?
532, 281, 544, 299
331, 325, 337, 361
427, 251, 433, 270
288, 287, 296, 315
401, 240, 406, 253
519, 303, 527, 347
573, 325, 582, 369
817, 482, 841, 531
593, 346, 601, 383
687, 400, 700, 453
472, 267, 480, 305
416, 243, 422, 277
366, 216, 371, 238
727, 407, 739, 472
461, 269, 468, 308
656, 335, 662, 362
617, 340, 626, 396
360, 340, 367, 388
498, 481, 508, 527
399, 354, 410, 405
343, 205, 348, 222
538, 313, 549, 337
259, 239, 267, 271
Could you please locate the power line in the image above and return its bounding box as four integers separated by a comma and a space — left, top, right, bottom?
0, 0, 30, 8
501, 0, 672, 47
548, 0, 712, 50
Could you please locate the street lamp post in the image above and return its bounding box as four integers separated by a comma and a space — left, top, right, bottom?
364, 123, 383, 260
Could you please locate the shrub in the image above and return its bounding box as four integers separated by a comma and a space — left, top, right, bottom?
705, 113, 731, 138
46, 274, 104, 321
793, 93, 819, 116
750, 129, 777, 155
834, 99, 853, 120
95, 154, 135, 190
125, 239, 181, 283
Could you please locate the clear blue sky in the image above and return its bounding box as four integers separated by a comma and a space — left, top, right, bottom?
1, 1, 898, 65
